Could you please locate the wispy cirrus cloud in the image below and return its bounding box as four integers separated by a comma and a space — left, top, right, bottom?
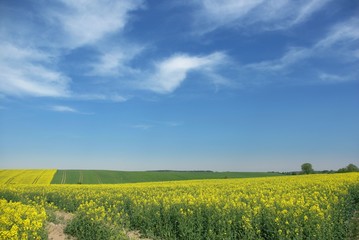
192, 0, 332, 33
47, 0, 146, 90
47, 0, 144, 49
50, 105, 78, 113
90, 45, 144, 77
318, 73, 350, 83
314, 18, 359, 49
139, 52, 228, 94
0, 43, 70, 97
0, 41, 133, 100
0, 0, 144, 100
248, 47, 310, 71
49, 105, 94, 115
74, 93, 129, 102
288, 0, 330, 26
247, 18, 359, 78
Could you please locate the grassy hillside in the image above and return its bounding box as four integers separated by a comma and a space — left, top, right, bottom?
50, 170, 282, 184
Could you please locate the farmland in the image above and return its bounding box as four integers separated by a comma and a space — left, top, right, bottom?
0, 170, 56, 184
50, 170, 282, 184
0, 173, 358, 239
0, 169, 282, 185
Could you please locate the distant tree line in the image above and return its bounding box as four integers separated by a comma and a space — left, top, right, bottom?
280, 163, 358, 175
337, 163, 359, 173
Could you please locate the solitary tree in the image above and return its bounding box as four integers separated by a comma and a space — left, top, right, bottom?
301, 163, 314, 174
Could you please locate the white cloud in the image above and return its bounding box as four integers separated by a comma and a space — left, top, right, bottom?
315, 18, 359, 49
50, 0, 144, 48
0, 43, 70, 97
248, 18, 359, 73
140, 52, 227, 94
290, 0, 330, 26
248, 47, 310, 71
0, 43, 132, 100
50, 105, 78, 113
92, 51, 128, 76
90, 45, 144, 77
74, 93, 129, 102
193, 0, 332, 33
0, 0, 144, 100
110, 94, 128, 102
318, 73, 349, 83
198, 0, 264, 25
49, 105, 95, 114
0, 42, 49, 61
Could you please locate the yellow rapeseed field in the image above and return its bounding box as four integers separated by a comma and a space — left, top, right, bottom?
0, 169, 56, 184
0, 173, 358, 239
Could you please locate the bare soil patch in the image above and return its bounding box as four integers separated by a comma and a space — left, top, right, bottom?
46, 210, 152, 240
46, 211, 76, 240
127, 230, 153, 240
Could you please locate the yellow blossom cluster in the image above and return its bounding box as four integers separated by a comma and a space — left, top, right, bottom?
0, 199, 47, 239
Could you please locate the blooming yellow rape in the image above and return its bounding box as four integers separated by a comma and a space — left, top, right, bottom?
0, 169, 56, 184
0, 199, 47, 239
0, 173, 358, 239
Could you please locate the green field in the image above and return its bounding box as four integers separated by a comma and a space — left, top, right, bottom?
50, 170, 282, 184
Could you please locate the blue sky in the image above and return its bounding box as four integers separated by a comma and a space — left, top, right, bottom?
0, 0, 358, 171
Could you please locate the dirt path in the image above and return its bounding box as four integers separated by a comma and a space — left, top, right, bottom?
46, 210, 152, 240
46, 211, 76, 240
